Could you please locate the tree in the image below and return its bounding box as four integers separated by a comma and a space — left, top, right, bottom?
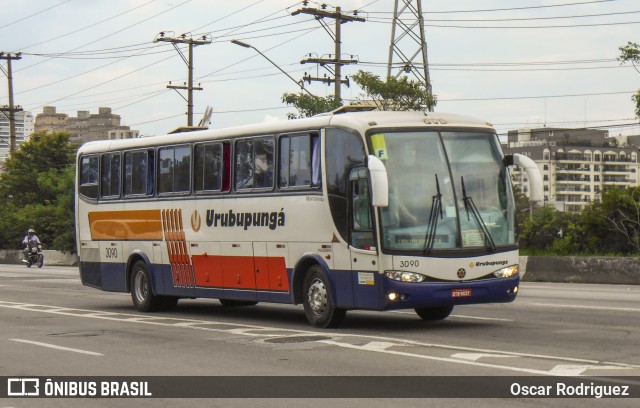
0, 131, 78, 252
350, 70, 437, 111
282, 70, 437, 118
518, 205, 579, 254
582, 187, 640, 254
618, 41, 640, 118
281, 92, 341, 119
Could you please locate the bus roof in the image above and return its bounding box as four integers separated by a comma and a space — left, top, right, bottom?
77, 110, 494, 154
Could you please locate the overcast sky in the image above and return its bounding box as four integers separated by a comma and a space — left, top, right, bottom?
2, 0, 640, 138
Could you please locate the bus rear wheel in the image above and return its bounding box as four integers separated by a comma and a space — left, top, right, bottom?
302, 265, 346, 328
130, 261, 164, 312
415, 305, 454, 321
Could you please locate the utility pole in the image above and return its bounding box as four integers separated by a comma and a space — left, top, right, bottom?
387, 0, 433, 110
291, 3, 365, 101
0, 52, 23, 152
155, 32, 211, 127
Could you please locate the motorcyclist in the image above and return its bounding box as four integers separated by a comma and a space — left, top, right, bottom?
22, 228, 41, 261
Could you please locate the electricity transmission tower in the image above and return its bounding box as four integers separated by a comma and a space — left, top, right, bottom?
0, 52, 22, 152
387, 0, 433, 109
155, 32, 211, 127
291, 2, 365, 100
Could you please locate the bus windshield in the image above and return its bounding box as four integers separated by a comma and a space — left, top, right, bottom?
372, 130, 515, 253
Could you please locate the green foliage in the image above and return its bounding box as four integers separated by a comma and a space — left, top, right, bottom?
518, 187, 640, 256
619, 41, 640, 119
281, 92, 341, 119
0, 131, 77, 253
350, 70, 437, 111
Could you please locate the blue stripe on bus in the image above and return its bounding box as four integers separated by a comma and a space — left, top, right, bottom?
80, 261, 518, 310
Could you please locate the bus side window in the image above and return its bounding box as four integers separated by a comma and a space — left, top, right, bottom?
194, 142, 229, 193
235, 137, 274, 191
79, 155, 99, 199
325, 128, 366, 243
158, 145, 190, 194
349, 167, 375, 250
279, 133, 320, 189
100, 153, 121, 198
124, 150, 154, 196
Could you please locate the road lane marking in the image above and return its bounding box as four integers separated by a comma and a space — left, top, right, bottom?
2, 300, 640, 376
528, 303, 640, 313
549, 364, 632, 376
10, 339, 103, 356
390, 310, 514, 322
451, 353, 518, 362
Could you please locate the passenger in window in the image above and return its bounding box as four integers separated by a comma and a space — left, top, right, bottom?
238, 147, 273, 189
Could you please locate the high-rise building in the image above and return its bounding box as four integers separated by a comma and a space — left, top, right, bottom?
35, 106, 136, 144
503, 127, 639, 212
0, 110, 34, 164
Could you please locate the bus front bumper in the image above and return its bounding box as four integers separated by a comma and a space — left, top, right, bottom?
380, 274, 519, 310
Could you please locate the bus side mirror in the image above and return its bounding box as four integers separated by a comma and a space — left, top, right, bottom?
367, 155, 389, 208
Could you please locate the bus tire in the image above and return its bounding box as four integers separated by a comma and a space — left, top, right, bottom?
415, 305, 454, 321
130, 261, 163, 312
302, 265, 346, 328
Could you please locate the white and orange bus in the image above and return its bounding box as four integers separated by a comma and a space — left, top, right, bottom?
75, 110, 541, 327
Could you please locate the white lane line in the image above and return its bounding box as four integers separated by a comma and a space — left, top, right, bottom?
451, 353, 518, 362
528, 303, 640, 313
390, 310, 514, 322
10, 339, 103, 356
3, 300, 640, 375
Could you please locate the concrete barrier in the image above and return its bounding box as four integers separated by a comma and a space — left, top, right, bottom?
0, 250, 78, 266
0, 250, 638, 285
520, 256, 640, 285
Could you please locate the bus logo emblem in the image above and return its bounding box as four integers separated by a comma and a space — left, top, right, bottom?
191, 210, 201, 233
457, 268, 466, 279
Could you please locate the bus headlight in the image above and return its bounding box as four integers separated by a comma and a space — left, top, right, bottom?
493, 265, 519, 278
384, 271, 426, 283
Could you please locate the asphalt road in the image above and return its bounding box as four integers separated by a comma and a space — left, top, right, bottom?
0, 264, 638, 408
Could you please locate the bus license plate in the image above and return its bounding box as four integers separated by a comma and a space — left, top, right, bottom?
452, 288, 472, 298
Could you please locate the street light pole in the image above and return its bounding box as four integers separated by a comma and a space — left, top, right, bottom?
231, 40, 315, 96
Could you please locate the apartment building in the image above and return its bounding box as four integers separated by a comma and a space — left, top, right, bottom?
0, 110, 34, 165
503, 127, 639, 212
35, 106, 136, 144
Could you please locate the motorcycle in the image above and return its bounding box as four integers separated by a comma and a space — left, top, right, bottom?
23, 242, 44, 268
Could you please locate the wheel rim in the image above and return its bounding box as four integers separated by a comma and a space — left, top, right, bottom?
307, 278, 327, 315
134, 270, 148, 303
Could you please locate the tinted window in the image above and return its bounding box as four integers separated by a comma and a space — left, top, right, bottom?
101, 153, 121, 198
79, 155, 99, 199
124, 150, 154, 196
325, 128, 366, 242
194, 142, 229, 192
235, 137, 274, 190
279, 134, 320, 189
158, 145, 191, 194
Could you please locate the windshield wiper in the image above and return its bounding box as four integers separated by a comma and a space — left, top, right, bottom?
461, 176, 496, 252
423, 174, 443, 254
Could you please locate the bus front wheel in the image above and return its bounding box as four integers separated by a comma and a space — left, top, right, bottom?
130, 261, 164, 312
302, 266, 346, 328
415, 305, 454, 321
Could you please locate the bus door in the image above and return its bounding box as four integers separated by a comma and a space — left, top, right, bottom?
349, 167, 381, 309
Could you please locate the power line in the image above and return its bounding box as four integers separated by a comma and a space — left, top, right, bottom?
0, 0, 72, 31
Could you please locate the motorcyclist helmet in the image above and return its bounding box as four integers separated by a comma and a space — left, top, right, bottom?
27, 228, 35, 236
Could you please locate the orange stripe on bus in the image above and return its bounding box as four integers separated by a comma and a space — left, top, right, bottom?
88, 210, 163, 240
